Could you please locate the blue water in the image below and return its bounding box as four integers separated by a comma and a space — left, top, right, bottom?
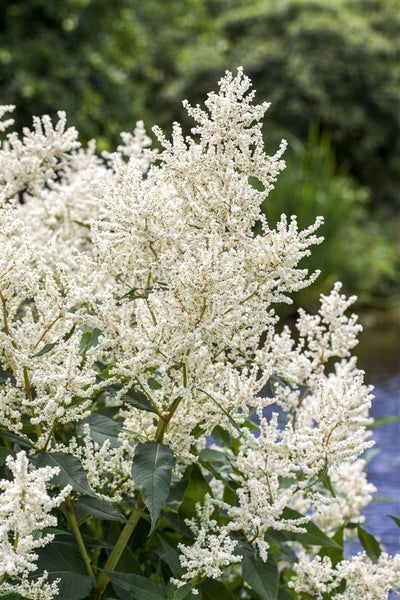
356, 321, 400, 558
354, 320, 400, 599
363, 373, 400, 557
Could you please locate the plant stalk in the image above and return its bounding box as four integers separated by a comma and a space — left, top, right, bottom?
92, 502, 144, 598
64, 498, 95, 577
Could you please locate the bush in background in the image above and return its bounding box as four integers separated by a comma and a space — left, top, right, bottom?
261, 126, 400, 312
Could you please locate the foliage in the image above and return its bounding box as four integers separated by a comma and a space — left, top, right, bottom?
260, 126, 400, 312
0, 71, 399, 600
174, 0, 400, 206
0, 0, 206, 149
1, 0, 399, 206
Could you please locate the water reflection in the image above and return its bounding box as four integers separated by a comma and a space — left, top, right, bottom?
356, 318, 400, 556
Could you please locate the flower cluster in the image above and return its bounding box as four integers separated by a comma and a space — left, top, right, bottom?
0, 451, 70, 599
290, 551, 400, 599
0, 68, 398, 599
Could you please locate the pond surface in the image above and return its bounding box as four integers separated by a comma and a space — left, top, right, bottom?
356, 316, 400, 558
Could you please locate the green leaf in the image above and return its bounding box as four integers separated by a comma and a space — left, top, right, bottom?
211, 425, 231, 447
179, 464, 213, 521
117, 287, 142, 303
357, 525, 382, 561
52, 573, 94, 600
79, 326, 102, 364
319, 525, 344, 566
73, 219, 91, 230
305, 462, 336, 497
279, 508, 341, 548
0, 447, 16, 466
268, 374, 288, 397
242, 553, 279, 600
199, 448, 234, 481
166, 583, 196, 600
368, 415, 400, 428
277, 587, 296, 599
132, 441, 175, 535
122, 387, 156, 413
33, 340, 59, 357
36, 541, 94, 600
105, 572, 166, 600
35, 452, 96, 497
81, 413, 122, 448
148, 377, 162, 390
156, 537, 183, 577
0, 363, 16, 385
199, 580, 235, 600
74, 495, 126, 522
388, 515, 400, 527
33, 324, 77, 357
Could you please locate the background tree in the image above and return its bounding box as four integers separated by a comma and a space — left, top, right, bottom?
1, 0, 399, 307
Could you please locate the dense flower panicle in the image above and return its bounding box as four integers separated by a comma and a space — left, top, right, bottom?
0, 108, 80, 206
0, 68, 398, 597
175, 494, 240, 582
0, 451, 70, 598
290, 551, 400, 599
0, 105, 15, 133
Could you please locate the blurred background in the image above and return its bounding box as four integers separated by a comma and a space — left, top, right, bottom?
1, 0, 399, 552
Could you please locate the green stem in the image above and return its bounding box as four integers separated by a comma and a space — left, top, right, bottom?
292, 386, 310, 431
64, 498, 95, 577
92, 395, 184, 598
0, 291, 10, 336
32, 313, 62, 351
92, 502, 144, 599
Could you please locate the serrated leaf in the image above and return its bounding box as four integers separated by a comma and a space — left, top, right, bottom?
35, 452, 96, 497
242, 553, 279, 600
132, 441, 175, 535
74, 495, 126, 522
105, 572, 166, 600
122, 387, 156, 413
357, 525, 381, 561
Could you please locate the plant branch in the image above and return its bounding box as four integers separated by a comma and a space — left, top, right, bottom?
64, 498, 95, 578
92, 501, 145, 599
